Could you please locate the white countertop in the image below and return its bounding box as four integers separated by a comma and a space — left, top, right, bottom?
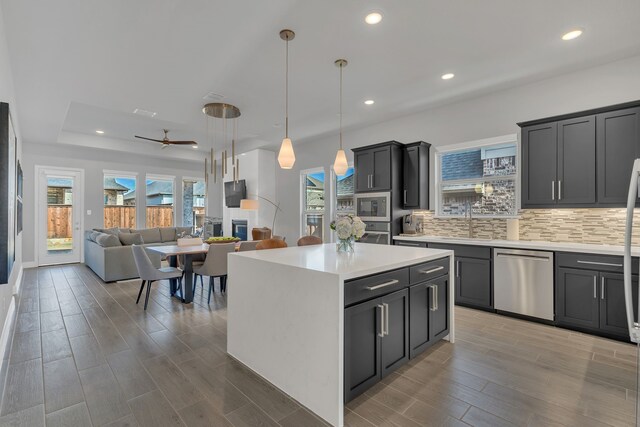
393, 235, 640, 256
230, 243, 453, 280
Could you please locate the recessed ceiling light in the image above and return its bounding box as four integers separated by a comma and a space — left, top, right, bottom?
364, 100, 375, 105
562, 29, 583, 41
441, 73, 455, 80
95, 130, 104, 134
365, 12, 382, 25
192, 145, 198, 149
133, 108, 157, 118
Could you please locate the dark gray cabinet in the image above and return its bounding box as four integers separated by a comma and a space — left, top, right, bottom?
597, 107, 640, 205
556, 267, 600, 330
522, 122, 557, 206
353, 144, 392, 192
520, 101, 640, 208
402, 142, 430, 209
599, 272, 638, 336
394, 240, 428, 248
344, 288, 409, 401
409, 275, 449, 358
557, 116, 596, 205
456, 257, 492, 310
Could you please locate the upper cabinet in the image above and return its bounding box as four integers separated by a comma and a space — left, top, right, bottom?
402, 142, 430, 210
519, 101, 640, 209
353, 141, 403, 193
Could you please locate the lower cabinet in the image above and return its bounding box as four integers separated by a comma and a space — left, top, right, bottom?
409, 275, 449, 358
456, 257, 492, 309
344, 289, 408, 402
556, 267, 638, 338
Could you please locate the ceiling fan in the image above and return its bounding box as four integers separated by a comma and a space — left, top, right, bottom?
134, 129, 197, 149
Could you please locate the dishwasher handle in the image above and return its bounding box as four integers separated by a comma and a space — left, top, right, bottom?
495, 252, 551, 261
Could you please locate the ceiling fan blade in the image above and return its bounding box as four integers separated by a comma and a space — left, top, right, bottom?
135, 135, 164, 143
168, 141, 198, 145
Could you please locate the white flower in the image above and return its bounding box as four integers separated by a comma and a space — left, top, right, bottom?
353, 220, 366, 239
335, 218, 353, 240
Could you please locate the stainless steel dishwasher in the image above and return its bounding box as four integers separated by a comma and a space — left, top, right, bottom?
493, 248, 554, 321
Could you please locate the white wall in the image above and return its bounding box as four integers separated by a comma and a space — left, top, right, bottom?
0, 0, 22, 380
222, 149, 277, 238
21, 141, 223, 264
275, 54, 640, 243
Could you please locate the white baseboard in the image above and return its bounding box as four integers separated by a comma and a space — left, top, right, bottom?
0, 297, 16, 367
13, 265, 23, 295
21, 261, 37, 269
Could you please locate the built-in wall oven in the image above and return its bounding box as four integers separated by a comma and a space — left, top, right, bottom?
359, 222, 390, 245
355, 192, 390, 222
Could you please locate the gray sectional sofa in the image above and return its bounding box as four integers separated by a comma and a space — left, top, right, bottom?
84, 226, 192, 282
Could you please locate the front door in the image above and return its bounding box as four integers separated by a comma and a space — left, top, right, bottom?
38, 167, 83, 265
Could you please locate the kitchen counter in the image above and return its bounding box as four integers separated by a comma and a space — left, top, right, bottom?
227, 243, 455, 426
394, 235, 640, 256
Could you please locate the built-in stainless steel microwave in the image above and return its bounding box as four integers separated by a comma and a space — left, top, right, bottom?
359, 221, 390, 245
354, 192, 391, 222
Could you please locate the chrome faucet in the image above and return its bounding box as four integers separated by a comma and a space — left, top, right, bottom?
465, 201, 474, 238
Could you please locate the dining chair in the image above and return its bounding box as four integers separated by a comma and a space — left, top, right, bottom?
132, 245, 183, 310
252, 227, 272, 240
193, 242, 236, 303
297, 235, 322, 246
238, 240, 260, 251
256, 238, 288, 250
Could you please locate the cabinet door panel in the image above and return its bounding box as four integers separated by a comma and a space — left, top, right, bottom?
344, 297, 381, 401
522, 123, 557, 206
354, 151, 373, 192
456, 257, 492, 309
600, 272, 638, 336
429, 276, 449, 340
372, 147, 391, 191
381, 289, 409, 377
409, 283, 430, 358
557, 116, 596, 204
556, 268, 599, 330
403, 146, 419, 208
597, 107, 640, 205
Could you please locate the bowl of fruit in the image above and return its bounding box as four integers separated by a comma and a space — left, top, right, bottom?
206, 236, 241, 244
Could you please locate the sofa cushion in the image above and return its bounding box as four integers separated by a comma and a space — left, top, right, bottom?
176, 226, 192, 238
119, 232, 144, 246
95, 233, 122, 247
133, 228, 162, 244
89, 231, 101, 242
159, 227, 177, 242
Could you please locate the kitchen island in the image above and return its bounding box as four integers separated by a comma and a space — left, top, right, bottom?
227, 243, 454, 427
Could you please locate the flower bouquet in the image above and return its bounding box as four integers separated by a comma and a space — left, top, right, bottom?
330, 215, 366, 253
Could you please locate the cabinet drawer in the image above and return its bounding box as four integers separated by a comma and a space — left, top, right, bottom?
556, 252, 638, 274
395, 240, 428, 248
345, 268, 409, 307
409, 257, 449, 284
428, 243, 491, 260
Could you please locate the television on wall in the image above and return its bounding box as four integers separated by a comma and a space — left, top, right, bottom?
224, 180, 247, 208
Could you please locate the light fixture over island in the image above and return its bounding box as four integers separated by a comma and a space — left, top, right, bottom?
227, 243, 455, 426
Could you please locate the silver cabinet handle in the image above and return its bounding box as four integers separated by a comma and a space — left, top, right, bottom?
366, 279, 399, 291
420, 266, 444, 275
401, 242, 421, 247
577, 260, 623, 267
371, 174, 375, 188
496, 253, 550, 261
404, 190, 407, 205
601, 277, 605, 300
377, 304, 384, 338
383, 303, 389, 336
558, 180, 562, 200
456, 261, 460, 278
552, 181, 555, 201
593, 276, 597, 299
429, 285, 438, 311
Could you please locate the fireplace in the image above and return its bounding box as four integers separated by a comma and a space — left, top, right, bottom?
232, 219, 248, 241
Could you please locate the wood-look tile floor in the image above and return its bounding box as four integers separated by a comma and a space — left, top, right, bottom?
0, 264, 637, 427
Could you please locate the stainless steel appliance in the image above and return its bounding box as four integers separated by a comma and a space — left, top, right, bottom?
359, 221, 390, 245
355, 192, 390, 222
493, 248, 554, 320
402, 214, 417, 234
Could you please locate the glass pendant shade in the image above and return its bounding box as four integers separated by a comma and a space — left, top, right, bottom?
333, 149, 349, 176
278, 137, 295, 169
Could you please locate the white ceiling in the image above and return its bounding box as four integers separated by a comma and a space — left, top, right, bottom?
3, 0, 640, 162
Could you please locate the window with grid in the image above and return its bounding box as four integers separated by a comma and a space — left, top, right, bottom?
146, 176, 175, 227
301, 169, 325, 238
437, 143, 517, 217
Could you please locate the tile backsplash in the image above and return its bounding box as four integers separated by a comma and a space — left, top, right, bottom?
412, 208, 640, 246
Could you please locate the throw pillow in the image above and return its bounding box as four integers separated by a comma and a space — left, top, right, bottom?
95, 233, 122, 247
133, 228, 162, 243
119, 232, 144, 246
159, 227, 177, 242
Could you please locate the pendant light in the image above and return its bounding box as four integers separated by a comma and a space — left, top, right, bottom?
333, 59, 349, 176
278, 29, 296, 169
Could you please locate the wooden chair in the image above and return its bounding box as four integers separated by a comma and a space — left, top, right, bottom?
238, 240, 260, 251
252, 227, 272, 240
132, 245, 183, 310
297, 236, 322, 246
256, 238, 288, 250
193, 243, 237, 303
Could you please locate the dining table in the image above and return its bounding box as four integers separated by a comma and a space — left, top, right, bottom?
146, 244, 210, 304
